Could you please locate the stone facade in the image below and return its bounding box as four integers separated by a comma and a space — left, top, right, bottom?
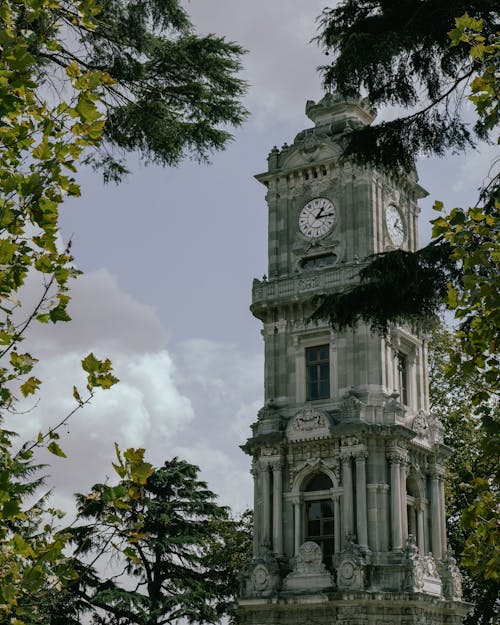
238, 94, 469, 624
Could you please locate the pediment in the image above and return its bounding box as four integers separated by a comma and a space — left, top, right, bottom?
286, 405, 332, 442
282, 143, 340, 170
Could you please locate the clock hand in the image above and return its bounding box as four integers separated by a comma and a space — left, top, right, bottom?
315, 206, 325, 220
315, 209, 334, 221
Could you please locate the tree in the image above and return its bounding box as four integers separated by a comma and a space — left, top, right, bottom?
429, 327, 499, 625
55, 456, 251, 625
316, 0, 498, 171
314, 0, 499, 593
1, 1, 247, 622
25, 0, 248, 182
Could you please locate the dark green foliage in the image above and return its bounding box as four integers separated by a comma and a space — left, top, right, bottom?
57, 458, 251, 625
311, 241, 457, 333
429, 328, 499, 625
317, 0, 499, 170
38, 0, 247, 180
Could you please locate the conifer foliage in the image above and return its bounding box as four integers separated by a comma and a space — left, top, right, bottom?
62, 457, 250, 625
317, 0, 498, 171
30, 0, 248, 181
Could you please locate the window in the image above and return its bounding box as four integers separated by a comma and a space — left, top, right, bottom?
397, 351, 408, 405
306, 345, 330, 400
304, 473, 334, 570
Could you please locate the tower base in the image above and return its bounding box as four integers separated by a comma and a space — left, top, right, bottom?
237, 592, 470, 625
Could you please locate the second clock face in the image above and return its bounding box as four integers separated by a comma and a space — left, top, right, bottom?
385, 204, 405, 247
298, 198, 336, 239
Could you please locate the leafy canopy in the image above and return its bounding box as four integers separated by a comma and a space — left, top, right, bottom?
60, 456, 251, 625
317, 0, 499, 171
0, 0, 247, 622
429, 327, 499, 623
27, 0, 248, 181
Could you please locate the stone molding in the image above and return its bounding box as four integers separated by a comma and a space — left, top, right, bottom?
289, 456, 339, 491
252, 262, 363, 309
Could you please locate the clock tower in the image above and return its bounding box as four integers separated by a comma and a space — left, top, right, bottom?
238, 94, 468, 625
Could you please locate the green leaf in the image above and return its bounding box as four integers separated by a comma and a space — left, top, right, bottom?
47, 441, 66, 458
82, 352, 100, 373
20, 376, 41, 397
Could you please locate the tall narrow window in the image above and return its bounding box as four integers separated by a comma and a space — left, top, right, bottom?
306, 345, 330, 400
304, 473, 334, 570
398, 351, 408, 405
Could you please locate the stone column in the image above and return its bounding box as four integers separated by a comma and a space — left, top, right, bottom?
389, 452, 403, 551
416, 502, 425, 555
409, 353, 417, 410
333, 495, 341, 554
292, 496, 302, 556
272, 461, 283, 555
438, 470, 447, 559
400, 460, 408, 544
355, 451, 368, 550
251, 463, 259, 557
342, 452, 354, 544
430, 470, 442, 560
261, 465, 271, 550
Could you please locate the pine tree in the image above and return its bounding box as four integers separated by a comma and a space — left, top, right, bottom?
60, 458, 250, 625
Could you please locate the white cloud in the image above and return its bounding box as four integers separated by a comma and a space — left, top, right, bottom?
8, 269, 194, 507
6, 268, 261, 517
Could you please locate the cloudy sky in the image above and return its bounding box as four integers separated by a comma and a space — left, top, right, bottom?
11, 1, 495, 517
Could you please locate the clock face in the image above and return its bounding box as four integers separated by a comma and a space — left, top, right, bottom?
298, 198, 336, 239
385, 204, 405, 247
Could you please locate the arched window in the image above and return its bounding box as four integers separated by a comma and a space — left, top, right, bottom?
303, 473, 334, 569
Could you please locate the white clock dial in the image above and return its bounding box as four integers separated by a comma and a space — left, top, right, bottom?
298, 198, 336, 239
385, 204, 405, 247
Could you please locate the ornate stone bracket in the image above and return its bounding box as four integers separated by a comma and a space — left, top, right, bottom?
440, 549, 463, 600
335, 534, 367, 591
240, 554, 289, 599
403, 538, 442, 597
341, 388, 366, 422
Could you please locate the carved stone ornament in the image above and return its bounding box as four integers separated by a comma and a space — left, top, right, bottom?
257, 402, 277, 421
261, 446, 279, 457
296, 541, 325, 574
412, 410, 430, 439
251, 564, 270, 592
283, 542, 334, 592
341, 388, 365, 422
441, 551, 463, 600
337, 557, 365, 591
289, 457, 339, 489
286, 405, 332, 442
239, 555, 285, 598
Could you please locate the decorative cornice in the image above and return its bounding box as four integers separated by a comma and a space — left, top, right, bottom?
251, 262, 364, 314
